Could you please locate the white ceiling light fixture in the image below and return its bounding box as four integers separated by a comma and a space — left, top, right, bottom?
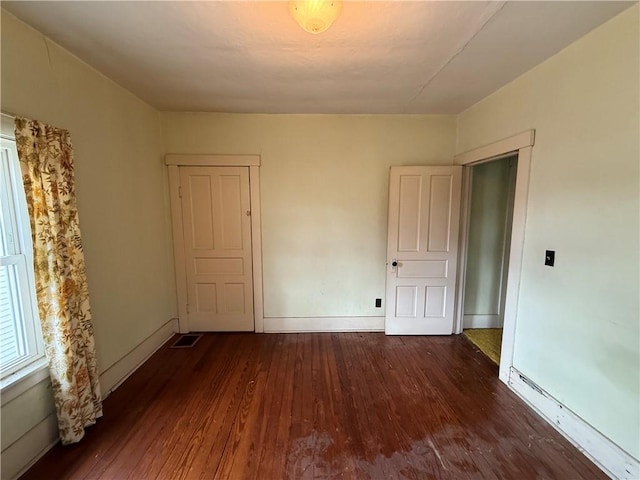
289, 0, 343, 34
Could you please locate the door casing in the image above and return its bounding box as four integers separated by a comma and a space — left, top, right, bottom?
453, 130, 535, 384
166, 154, 263, 333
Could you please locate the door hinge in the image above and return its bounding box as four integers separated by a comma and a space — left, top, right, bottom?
246, 210, 251, 216
186, 303, 190, 314
178, 186, 183, 198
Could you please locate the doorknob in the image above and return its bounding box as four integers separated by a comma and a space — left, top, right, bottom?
391, 261, 398, 267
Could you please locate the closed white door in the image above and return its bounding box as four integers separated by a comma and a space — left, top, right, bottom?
180, 166, 254, 331
385, 166, 462, 335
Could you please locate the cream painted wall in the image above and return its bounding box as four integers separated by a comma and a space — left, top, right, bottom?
457, 5, 639, 459
2, 2, 637, 477
464, 157, 512, 317
1, 11, 177, 478
162, 114, 456, 318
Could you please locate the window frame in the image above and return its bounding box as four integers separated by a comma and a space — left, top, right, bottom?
0, 116, 48, 402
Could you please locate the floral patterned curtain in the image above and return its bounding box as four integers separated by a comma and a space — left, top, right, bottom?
15, 117, 102, 445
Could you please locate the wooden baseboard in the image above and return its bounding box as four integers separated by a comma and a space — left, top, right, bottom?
2, 318, 178, 480
2, 412, 58, 480
100, 318, 178, 395
508, 368, 639, 479
463, 314, 501, 329
263, 316, 384, 333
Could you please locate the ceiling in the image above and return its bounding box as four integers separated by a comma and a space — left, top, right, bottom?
3, 1, 634, 114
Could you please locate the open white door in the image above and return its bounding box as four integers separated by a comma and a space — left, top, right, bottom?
385, 166, 462, 335
180, 166, 254, 331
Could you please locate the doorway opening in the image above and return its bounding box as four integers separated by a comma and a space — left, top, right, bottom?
453, 130, 534, 383
461, 154, 517, 365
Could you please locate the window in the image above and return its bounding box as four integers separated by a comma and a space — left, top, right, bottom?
0, 130, 46, 388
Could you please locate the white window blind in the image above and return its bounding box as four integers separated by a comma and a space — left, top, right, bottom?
0, 133, 45, 383
0, 263, 27, 366
0, 264, 20, 364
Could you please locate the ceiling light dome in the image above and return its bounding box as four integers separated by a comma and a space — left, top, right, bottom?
289, 0, 343, 34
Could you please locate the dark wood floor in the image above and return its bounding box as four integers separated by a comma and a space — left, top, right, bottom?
21, 333, 605, 480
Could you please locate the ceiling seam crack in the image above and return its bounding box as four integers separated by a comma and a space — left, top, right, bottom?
404, 1, 508, 112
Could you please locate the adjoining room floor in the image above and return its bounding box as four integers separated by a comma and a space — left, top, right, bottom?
463, 328, 503, 364
21, 333, 605, 480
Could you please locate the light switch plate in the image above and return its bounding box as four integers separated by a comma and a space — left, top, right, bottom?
545, 250, 555, 267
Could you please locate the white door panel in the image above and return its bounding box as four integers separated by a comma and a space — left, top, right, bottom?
386, 166, 462, 335
180, 166, 254, 331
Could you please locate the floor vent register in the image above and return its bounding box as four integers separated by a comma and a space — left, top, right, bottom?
170, 334, 203, 348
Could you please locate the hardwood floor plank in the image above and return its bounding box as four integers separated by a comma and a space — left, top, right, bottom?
162, 334, 263, 480
20, 333, 608, 480
239, 334, 285, 479
212, 339, 267, 479
95, 335, 229, 479
86, 336, 216, 480
20, 334, 203, 480
123, 334, 249, 479
262, 334, 298, 479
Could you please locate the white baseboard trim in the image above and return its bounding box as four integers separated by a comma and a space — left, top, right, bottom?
100, 318, 178, 395
263, 316, 384, 333
463, 314, 501, 329
508, 367, 639, 480
3, 411, 58, 480
2, 318, 179, 480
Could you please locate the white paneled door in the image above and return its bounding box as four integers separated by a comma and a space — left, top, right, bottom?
180, 166, 254, 331
385, 166, 462, 334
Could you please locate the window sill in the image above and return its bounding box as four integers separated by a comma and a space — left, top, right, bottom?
0, 357, 49, 406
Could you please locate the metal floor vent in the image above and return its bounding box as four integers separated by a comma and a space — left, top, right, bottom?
170, 334, 203, 349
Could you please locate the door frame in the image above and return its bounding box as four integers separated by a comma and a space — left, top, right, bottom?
165, 154, 264, 333
453, 130, 535, 384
